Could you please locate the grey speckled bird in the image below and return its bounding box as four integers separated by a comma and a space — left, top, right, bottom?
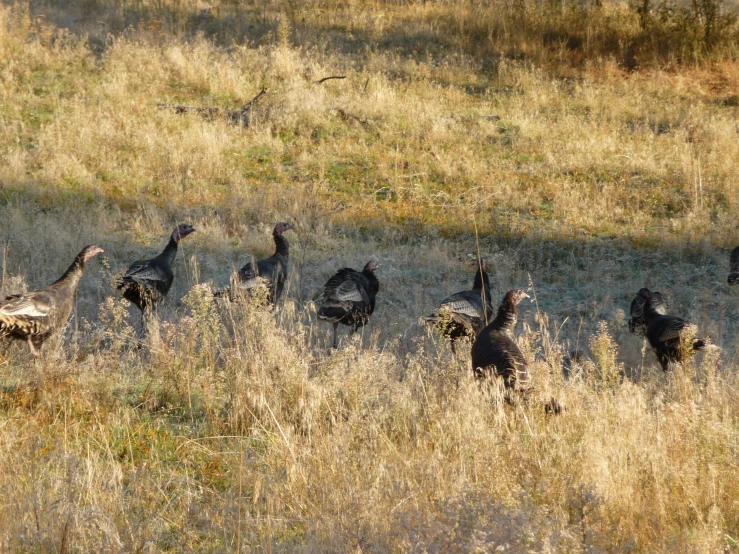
0, 245, 103, 356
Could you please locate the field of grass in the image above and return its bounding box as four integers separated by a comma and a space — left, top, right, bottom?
2, 0, 739, 551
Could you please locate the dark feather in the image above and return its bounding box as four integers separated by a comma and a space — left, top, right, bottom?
728, 246, 739, 286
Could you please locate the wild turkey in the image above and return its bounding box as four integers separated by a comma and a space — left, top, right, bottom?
641, 289, 709, 371
728, 246, 739, 285
117, 224, 196, 317
422, 259, 495, 353
214, 222, 294, 304
471, 289, 530, 390
0, 245, 103, 356
628, 288, 668, 336
317, 261, 380, 349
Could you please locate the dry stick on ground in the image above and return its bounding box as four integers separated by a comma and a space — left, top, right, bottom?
334, 108, 371, 129
240, 87, 268, 111
316, 75, 346, 84
157, 88, 269, 127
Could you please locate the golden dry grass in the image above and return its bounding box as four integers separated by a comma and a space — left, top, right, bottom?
2, 0, 739, 551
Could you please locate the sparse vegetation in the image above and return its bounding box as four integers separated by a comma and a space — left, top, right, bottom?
2, 0, 739, 551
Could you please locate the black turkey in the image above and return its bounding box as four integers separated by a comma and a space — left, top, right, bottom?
117, 224, 196, 318
471, 289, 530, 390
422, 259, 494, 353
317, 261, 380, 349
628, 288, 668, 336
641, 289, 708, 371
214, 222, 294, 304
0, 245, 103, 356
728, 246, 739, 286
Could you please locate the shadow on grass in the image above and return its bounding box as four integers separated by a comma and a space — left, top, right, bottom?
13, 0, 731, 77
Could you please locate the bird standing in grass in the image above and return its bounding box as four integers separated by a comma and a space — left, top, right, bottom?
471, 289, 531, 390
318, 261, 380, 349
214, 222, 295, 305
422, 259, 494, 353
640, 289, 709, 372
0, 245, 103, 356
117, 224, 196, 322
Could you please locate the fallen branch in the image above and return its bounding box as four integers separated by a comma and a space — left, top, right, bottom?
334, 108, 371, 129
316, 75, 346, 84
157, 88, 269, 128
156, 104, 222, 116
240, 87, 268, 111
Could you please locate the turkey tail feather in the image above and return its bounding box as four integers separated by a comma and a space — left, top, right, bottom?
318, 306, 346, 322
692, 338, 709, 351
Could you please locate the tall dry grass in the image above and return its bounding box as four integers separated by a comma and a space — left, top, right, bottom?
1, 0, 739, 551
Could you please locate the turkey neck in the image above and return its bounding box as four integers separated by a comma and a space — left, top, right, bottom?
273, 232, 290, 258
488, 299, 518, 334
158, 237, 179, 266
51, 253, 88, 291
472, 268, 491, 301
363, 270, 380, 293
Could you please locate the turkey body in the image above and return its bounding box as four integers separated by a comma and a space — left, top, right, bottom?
0, 245, 104, 355
117, 224, 195, 316
317, 261, 380, 349
471, 289, 530, 390
628, 288, 668, 335
641, 290, 708, 371
423, 260, 494, 352
215, 222, 294, 304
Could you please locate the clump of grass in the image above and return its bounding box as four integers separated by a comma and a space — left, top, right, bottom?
589, 321, 624, 389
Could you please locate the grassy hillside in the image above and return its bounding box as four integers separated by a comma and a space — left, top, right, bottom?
2, 0, 739, 551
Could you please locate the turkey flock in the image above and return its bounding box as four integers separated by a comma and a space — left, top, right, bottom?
0, 221, 731, 408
